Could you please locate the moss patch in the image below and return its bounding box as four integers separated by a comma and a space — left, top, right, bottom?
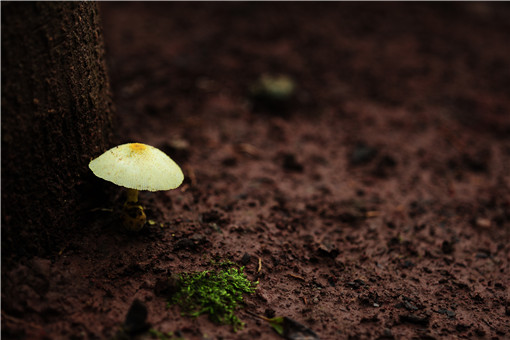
169, 265, 257, 330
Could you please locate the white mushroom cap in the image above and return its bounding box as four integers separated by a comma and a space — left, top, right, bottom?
89, 143, 184, 191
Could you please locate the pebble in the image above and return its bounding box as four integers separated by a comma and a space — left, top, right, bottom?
476, 218, 491, 228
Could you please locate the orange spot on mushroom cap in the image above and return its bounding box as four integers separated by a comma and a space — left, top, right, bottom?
129, 143, 147, 152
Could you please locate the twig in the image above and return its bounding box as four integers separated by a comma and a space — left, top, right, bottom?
287, 273, 305, 281
246, 310, 271, 322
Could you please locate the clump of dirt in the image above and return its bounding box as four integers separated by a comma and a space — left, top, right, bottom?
2, 3, 510, 340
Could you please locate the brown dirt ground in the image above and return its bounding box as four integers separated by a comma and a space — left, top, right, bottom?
2, 3, 510, 340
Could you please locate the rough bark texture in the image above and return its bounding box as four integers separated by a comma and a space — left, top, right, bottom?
1, 2, 114, 260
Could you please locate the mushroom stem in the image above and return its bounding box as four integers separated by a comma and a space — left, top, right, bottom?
123, 189, 146, 231
126, 188, 139, 203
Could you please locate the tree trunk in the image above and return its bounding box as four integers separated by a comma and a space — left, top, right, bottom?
1, 2, 114, 259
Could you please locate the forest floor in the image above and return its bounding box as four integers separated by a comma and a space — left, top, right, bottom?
2, 3, 510, 340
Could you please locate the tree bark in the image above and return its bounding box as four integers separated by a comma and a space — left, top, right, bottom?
1, 2, 114, 259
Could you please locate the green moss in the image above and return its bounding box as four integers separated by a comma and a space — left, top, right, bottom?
170, 266, 258, 331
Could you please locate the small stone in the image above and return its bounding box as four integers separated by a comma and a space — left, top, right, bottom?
401, 260, 415, 269
403, 301, 418, 311
441, 240, 455, 254
399, 314, 430, 326
240, 252, 252, 265
446, 310, 456, 318
382, 328, 394, 339
123, 299, 149, 335
476, 217, 491, 228
350, 144, 378, 165
282, 153, 304, 172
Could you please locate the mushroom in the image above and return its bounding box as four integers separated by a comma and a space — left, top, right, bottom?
89, 142, 184, 231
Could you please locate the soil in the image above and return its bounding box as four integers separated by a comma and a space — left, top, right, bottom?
2, 3, 510, 340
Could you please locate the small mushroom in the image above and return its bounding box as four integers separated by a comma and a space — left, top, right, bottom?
251, 74, 296, 101
89, 142, 184, 231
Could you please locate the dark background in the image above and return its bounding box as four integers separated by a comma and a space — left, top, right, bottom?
2, 3, 509, 339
